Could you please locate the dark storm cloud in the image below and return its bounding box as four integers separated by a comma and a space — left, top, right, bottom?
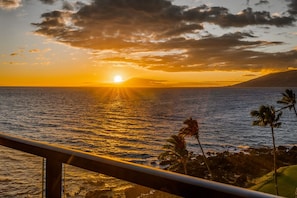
74, 0, 187, 39
39, 0, 56, 5
184, 6, 295, 27
255, 0, 269, 6
62, 1, 74, 10
115, 32, 297, 72
288, 0, 297, 15
32, 0, 297, 72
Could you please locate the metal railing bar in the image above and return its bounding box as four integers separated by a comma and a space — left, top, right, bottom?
0, 132, 278, 198
45, 158, 62, 198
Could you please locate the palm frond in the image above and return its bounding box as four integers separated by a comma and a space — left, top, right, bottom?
178, 117, 199, 137
277, 89, 296, 110
158, 134, 190, 174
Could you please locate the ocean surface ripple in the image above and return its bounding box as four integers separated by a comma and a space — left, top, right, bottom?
1, 87, 296, 197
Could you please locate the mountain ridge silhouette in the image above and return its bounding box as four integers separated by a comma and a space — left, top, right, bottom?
233, 70, 297, 87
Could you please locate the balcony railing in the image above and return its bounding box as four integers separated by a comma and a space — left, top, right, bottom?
0, 132, 277, 198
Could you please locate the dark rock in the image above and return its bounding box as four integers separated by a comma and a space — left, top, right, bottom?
184, 146, 297, 188
85, 189, 114, 198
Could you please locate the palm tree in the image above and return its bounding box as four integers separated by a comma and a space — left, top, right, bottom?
251, 105, 282, 196
277, 89, 297, 117
178, 117, 213, 179
158, 135, 192, 174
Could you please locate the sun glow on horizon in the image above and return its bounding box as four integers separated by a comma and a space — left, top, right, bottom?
113, 75, 123, 83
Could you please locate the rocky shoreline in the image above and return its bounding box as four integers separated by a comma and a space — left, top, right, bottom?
185, 146, 297, 187
86, 146, 297, 198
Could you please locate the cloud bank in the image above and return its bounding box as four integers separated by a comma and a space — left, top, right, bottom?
32, 0, 297, 72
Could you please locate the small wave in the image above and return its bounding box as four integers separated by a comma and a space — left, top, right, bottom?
237, 145, 250, 150
38, 123, 60, 128
0, 176, 12, 182
69, 128, 96, 136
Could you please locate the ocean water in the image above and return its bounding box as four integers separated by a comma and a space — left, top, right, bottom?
0, 87, 297, 197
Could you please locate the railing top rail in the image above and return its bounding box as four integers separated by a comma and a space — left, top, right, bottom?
0, 132, 278, 198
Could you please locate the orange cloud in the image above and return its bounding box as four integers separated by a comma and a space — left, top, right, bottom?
0, 0, 21, 10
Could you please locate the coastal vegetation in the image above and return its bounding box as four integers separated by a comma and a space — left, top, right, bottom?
251, 165, 297, 198
250, 105, 282, 195
277, 89, 297, 117
158, 135, 192, 174
158, 88, 297, 197
178, 118, 213, 179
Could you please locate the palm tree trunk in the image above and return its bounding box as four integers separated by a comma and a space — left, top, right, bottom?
271, 126, 279, 196
183, 162, 188, 175
293, 106, 297, 118
196, 136, 213, 180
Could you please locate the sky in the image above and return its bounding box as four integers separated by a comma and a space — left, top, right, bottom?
0, 0, 297, 87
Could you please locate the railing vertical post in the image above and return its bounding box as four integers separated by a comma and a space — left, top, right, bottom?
46, 158, 62, 198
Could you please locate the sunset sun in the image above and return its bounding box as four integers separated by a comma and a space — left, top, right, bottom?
113, 75, 123, 83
